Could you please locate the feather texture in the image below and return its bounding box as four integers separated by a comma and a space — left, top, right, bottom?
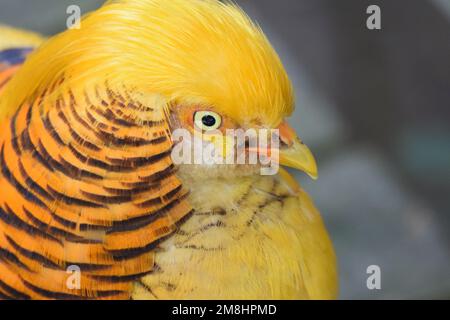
0, 0, 294, 127
0, 0, 336, 300
134, 171, 338, 299
0, 65, 192, 298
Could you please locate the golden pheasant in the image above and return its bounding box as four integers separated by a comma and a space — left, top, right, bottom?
0, 0, 337, 299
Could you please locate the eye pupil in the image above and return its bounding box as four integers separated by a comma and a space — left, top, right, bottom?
202, 115, 216, 127
194, 111, 221, 130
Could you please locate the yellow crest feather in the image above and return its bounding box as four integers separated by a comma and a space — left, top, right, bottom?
1, 0, 294, 127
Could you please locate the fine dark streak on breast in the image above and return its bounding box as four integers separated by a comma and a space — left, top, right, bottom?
136, 280, 158, 299
175, 220, 226, 246
176, 244, 224, 251
232, 181, 279, 241
258, 196, 285, 209
235, 183, 253, 207
245, 197, 284, 230
161, 281, 177, 291
193, 207, 227, 216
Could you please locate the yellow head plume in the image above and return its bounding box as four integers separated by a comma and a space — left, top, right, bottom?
0, 0, 294, 128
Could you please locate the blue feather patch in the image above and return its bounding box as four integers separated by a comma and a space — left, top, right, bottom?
0, 47, 34, 66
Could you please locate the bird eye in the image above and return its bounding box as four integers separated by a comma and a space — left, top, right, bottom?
194, 111, 222, 131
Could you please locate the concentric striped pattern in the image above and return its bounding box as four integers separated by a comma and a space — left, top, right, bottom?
0, 53, 192, 299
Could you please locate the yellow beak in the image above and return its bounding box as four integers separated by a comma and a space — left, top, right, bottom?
277, 121, 318, 179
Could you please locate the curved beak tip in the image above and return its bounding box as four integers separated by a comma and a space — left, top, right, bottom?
277, 121, 318, 180
279, 139, 318, 180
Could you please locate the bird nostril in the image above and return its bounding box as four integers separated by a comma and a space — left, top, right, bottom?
279, 134, 294, 148
277, 121, 296, 148
279, 138, 290, 148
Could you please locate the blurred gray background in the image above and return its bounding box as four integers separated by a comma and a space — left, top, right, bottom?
0, 0, 449, 299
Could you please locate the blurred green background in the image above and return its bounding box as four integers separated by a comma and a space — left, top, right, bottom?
0, 0, 449, 299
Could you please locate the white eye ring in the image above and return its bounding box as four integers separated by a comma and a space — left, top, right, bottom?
193, 111, 222, 131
